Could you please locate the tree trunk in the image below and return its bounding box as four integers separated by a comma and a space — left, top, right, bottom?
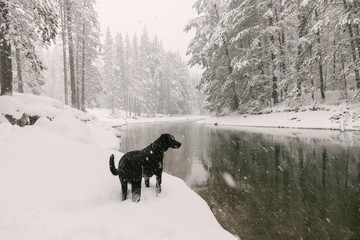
66, 0, 77, 108
81, 20, 86, 112
75, 35, 81, 109
122, 69, 127, 117
111, 86, 114, 115
0, 0, 12, 96
332, 39, 336, 91
128, 91, 132, 117
341, 54, 348, 99
278, 30, 287, 100
315, 8, 325, 100
60, 0, 68, 105
15, 48, 24, 93
296, 21, 306, 96
269, 5, 279, 105
309, 46, 315, 100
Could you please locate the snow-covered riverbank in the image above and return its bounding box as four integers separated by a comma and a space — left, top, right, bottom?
198, 103, 360, 131
0, 94, 237, 240
87, 108, 205, 127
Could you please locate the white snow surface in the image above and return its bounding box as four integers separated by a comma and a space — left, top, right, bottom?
0, 94, 236, 240
87, 108, 205, 126
198, 103, 360, 131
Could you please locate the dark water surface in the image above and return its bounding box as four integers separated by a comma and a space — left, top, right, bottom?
117, 121, 360, 240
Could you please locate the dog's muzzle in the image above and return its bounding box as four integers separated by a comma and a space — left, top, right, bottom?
173, 141, 181, 149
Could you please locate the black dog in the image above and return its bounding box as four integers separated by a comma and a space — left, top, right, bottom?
109, 133, 181, 202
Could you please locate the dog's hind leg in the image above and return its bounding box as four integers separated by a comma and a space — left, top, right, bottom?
131, 179, 142, 202
120, 179, 128, 201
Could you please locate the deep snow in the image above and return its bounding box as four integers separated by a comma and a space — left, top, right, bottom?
0, 94, 237, 240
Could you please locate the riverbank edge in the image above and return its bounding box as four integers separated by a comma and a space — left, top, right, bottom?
197, 109, 360, 131
87, 108, 207, 128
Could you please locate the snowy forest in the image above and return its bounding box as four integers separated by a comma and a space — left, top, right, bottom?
100, 27, 203, 116
187, 0, 360, 115
0, 0, 203, 116
2, 0, 360, 117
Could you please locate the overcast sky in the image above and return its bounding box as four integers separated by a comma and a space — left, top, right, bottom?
94, 0, 198, 60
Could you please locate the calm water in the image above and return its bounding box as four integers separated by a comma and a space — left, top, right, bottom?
117, 121, 360, 240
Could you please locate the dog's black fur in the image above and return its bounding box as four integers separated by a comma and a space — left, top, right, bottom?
109, 133, 181, 202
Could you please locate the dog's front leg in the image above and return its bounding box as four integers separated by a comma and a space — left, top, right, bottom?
144, 177, 150, 187
155, 173, 162, 195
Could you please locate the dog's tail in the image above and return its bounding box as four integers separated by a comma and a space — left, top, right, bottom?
109, 154, 120, 176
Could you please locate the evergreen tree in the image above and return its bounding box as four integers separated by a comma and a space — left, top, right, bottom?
0, 0, 57, 96
114, 32, 125, 110
186, 0, 238, 115
79, 0, 101, 110
187, 0, 360, 114
102, 27, 116, 114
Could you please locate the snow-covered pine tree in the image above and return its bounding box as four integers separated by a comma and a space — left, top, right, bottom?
102, 28, 117, 115
186, 0, 360, 114
62, 0, 101, 110
148, 35, 163, 114
0, 0, 57, 96
78, 0, 102, 110
186, 0, 238, 115
114, 32, 125, 112
139, 27, 154, 115
341, 0, 360, 90
130, 34, 141, 116
170, 52, 192, 114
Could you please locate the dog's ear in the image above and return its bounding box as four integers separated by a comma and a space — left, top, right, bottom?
157, 134, 170, 150
160, 134, 171, 142
160, 133, 169, 139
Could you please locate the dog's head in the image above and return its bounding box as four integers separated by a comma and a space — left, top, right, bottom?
157, 133, 182, 151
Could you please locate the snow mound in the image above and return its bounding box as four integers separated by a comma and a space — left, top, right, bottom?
0, 124, 236, 240
0, 93, 97, 124
87, 122, 120, 149
0, 93, 120, 149
45, 113, 96, 146
0, 93, 64, 119
33, 116, 51, 127
0, 93, 235, 240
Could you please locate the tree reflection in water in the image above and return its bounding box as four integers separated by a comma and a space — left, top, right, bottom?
118, 122, 360, 240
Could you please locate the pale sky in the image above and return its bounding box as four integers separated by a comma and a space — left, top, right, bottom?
94, 0, 198, 60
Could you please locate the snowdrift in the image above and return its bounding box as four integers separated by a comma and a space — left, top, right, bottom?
0, 94, 236, 240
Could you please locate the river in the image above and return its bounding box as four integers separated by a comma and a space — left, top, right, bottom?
116, 120, 360, 240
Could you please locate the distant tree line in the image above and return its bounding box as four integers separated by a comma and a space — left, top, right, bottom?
102, 27, 202, 116
187, 0, 360, 115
